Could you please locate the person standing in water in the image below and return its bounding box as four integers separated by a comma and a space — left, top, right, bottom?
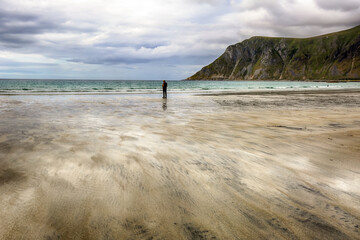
162, 80, 167, 98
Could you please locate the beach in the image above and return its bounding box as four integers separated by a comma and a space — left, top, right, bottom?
0, 89, 359, 239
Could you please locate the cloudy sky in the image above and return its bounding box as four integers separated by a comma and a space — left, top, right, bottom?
0, 0, 359, 80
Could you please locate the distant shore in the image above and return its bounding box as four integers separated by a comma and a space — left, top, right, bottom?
183, 79, 360, 82
196, 87, 360, 96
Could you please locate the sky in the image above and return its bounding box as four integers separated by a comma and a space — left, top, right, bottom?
0, 0, 360, 80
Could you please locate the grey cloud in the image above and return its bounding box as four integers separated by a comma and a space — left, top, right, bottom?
1, 0, 360, 80
67, 56, 151, 65
0, 9, 37, 22
102, 56, 151, 64
0, 59, 57, 67
237, 0, 360, 39
0, 9, 44, 47
239, 0, 280, 11
0, 34, 35, 48
0, 9, 57, 34
153, 54, 219, 65
315, 0, 360, 11
94, 42, 168, 50
0, 69, 38, 74
65, 48, 218, 66
188, 0, 227, 5
0, 8, 96, 48
0, 1, 237, 70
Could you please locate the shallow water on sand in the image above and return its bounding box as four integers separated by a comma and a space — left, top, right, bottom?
1, 79, 360, 94
0, 92, 360, 239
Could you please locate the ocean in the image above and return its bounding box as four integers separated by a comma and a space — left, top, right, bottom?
1, 79, 360, 94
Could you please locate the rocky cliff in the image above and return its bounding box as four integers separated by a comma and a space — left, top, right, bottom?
187, 25, 360, 81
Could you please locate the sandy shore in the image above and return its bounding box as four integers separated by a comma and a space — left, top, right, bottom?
0, 90, 359, 239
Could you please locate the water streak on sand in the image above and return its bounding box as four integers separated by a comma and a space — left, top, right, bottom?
0, 90, 360, 239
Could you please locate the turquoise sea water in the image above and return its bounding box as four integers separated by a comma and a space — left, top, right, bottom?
0, 79, 360, 94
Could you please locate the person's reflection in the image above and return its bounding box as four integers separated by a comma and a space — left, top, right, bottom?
162, 99, 167, 111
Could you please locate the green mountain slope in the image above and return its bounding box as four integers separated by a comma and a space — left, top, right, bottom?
187, 25, 360, 81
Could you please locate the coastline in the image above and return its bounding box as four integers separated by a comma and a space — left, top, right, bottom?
1, 79, 360, 96
196, 87, 360, 96
183, 79, 360, 82
1, 86, 360, 96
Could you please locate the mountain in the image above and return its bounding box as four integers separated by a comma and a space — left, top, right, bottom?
187, 25, 360, 81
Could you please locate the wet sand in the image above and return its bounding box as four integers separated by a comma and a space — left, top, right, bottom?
0, 90, 359, 239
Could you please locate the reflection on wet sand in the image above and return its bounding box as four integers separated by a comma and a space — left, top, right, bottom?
162, 99, 167, 111
0, 91, 360, 239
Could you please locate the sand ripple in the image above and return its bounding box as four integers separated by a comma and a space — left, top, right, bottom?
0, 92, 359, 239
